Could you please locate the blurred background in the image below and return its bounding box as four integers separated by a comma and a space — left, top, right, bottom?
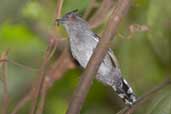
0, 0, 171, 114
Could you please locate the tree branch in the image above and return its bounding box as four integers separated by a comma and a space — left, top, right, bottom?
89, 0, 114, 28
83, 0, 97, 19
55, 0, 64, 19
31, 0, 65, 113
29, 44, 53, 114
10, 47, 75, 114
66, 0, 131, 114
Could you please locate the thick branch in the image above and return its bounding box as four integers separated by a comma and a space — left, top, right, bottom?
66, 0, 131, 114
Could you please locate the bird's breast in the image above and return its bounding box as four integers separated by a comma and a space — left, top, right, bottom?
69, 35, 97, 68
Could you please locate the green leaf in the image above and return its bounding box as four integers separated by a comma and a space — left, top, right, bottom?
147, 0, 171, 67
146, 86, 171, 114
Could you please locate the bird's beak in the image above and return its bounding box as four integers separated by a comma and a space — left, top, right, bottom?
56, 17, 65, 26
56, 19, 62, 26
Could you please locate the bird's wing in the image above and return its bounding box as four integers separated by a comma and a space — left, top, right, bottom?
92, 32, 119, 68
107, 48, 119, 68
92, 33, 136, 105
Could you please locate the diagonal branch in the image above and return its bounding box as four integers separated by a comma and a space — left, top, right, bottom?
66, 0, 131, 114
29, 44, 53, 114
30, 1, 65, 113
10, 48, 75, 114
89, 0, 114, 28
83, 0, 97, 19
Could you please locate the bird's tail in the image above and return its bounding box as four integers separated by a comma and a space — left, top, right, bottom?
112, 78, 136, 106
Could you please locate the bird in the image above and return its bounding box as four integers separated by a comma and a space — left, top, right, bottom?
56, 10, 136, 105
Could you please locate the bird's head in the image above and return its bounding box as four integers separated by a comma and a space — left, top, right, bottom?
56, 10, 89, 32
56, 9, 80, 25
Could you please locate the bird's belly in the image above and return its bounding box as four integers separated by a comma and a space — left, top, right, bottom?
71, 43, 93, 68
71, 42, 114, 72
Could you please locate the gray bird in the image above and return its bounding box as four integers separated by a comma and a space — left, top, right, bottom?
57, 10, 136, 105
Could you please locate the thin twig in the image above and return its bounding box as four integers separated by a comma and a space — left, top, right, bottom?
89, 0, 114, 28
48, 47, 75, 82
1, 58, 38, 72
8, 59, 38, 71
66, 0, 131, 114
34, 41, 57, 114
11, 92, 32, 114
35, 79, 48, 114
0, 51, 10, 114
35, 0, 65, 113
29, 44, 53, 114
55, 0, 64, 19
31, 41, 56, 114
10, 47, 75, 114
116, 79, 171, 114
83, 0, 97, 19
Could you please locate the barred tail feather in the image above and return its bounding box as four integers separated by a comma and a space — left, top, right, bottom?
112, 78, 136, 106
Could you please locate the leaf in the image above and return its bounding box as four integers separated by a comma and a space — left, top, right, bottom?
147, 0, 171, 67
145, 86, 171, 114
